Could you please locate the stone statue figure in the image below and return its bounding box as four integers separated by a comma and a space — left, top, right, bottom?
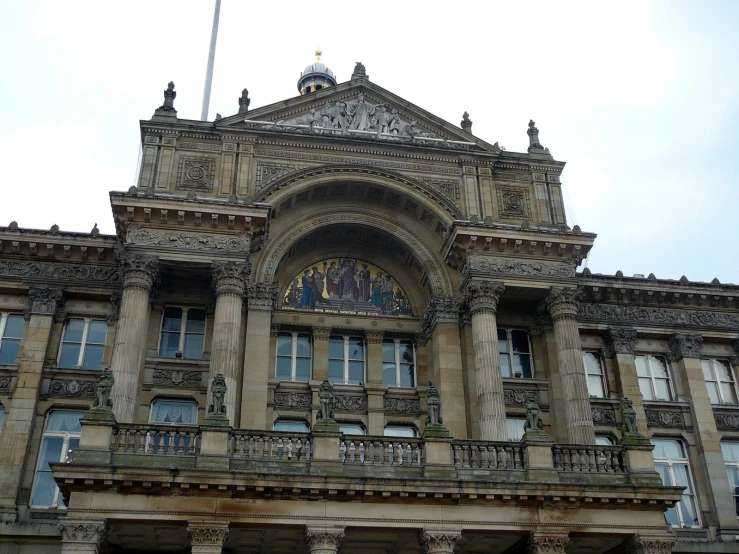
157, 81, 177, 112
389, 109, 401, 134
209, 374, 227, 415
401, 120, 419, 138
426, 381, 443, 426
620, 397, 638, 434
347, 93, 373, 131
92, 368, 115, 410
317, 380, 334, 421
524, 397, 543, 431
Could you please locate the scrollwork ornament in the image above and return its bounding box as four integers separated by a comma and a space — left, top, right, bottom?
118, 253, 159, 292
274, 392, 312, 409
212, 261, 251, 297
0, 260, 120, 285
462, 280, 504, 316
578, 303, 739, 331
667, 333, 703, 361
419, 531, 462, 554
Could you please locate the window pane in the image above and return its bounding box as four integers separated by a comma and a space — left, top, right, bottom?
277, 334, 292, 356
295, 358, 311, 382
506, 419, 526, 441
383, 362, 396, 387
328, 360, 344, 383
58, 343, 81, 368
296, 334, 311, 357
185, 310, 206, 333
340, 424, 365, 435
587, 375, 605, 398
63, 319, 85, 342
400, 363, 415, 388
47, 411, 84, 432
382, 340, 396, 362
497, 329, 508, 353
348, 361, 363, 385
652, 439, 682, 459
655, 463, 672, 485
151, 401, 197, 425
715, 360, 733, 382
384, 426, 416, 438
0, 407, 4, 429
329, 337, 344, 359
66, 438, 80, 463
500, 353, 511, 378
707, 381, 720, 404
701, 359, 714, 381
0, 339, 20, 364
81, 344, 104, 370
3, 315, 24, 338
583, 352, 603, 376
31, 472, 57, 506
639, 377, 655, 401
183, 333, 204, 359
654, 378, 672, 401
511, 331, 530, 353
39, 437, 63, 470
86, 320, 107, 345
651, 357, 670, 378
664, 505, 679, 526
399, 341, 414, 363
276, 357, 292, 380
273, 421, 309, 433
514, 354, 532, 378
721, 382, 738, 404
348, 338, 364, 360
162, 307, 183, 331
595, 436, 614, 446
635, 356, 649, 377
722, 442, 739, 462
159, 332, 180, 357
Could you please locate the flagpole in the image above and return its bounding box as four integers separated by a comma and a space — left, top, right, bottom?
201, 0, 221, 121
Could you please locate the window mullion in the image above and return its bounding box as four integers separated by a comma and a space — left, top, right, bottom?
77, 319, 91, 367
179, 308, 188, 354
395, 339, 401, 388
0, 314, 7, 347
344, 336, 349, 385
291, 332, 298, 381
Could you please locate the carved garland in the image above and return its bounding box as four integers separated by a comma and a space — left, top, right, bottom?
384, 397, 421, 415
646, 410, 685, 429
0, 261, 120, 286
578, 303, 739, 331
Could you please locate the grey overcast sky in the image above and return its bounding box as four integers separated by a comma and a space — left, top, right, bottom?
0, 1, 737, 283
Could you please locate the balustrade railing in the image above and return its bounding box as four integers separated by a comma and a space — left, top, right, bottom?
229, 430, 311, 462
452, 440, 525, 469
552, 444, 626, 473
112, 424, 200, 456
339, 436, 423, 466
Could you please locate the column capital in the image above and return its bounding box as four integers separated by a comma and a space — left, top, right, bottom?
27, 286, 64, 316
246, 282, 278, 311
421, 296, 463, 342
187, 521, 229, 553
119, 253, 159, 292
542, 287, 582, 321
305, 526, 345, 554
526, 533, 569, 554
462, 280, 504, 316
419, 529, 462, 554
667, 333, 703, 361
365, 330, 384, 344
604, 327, 637, 357
58, 518, 106, 552
624, 535, 676, 554
212, 261, 251, 298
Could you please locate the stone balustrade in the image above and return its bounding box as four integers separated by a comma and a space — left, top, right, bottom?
552, 444, 626, 474
452, 440, 524, 470
229, 430, 311, 462
339, 436, 423, 466
112, 424, 201, 456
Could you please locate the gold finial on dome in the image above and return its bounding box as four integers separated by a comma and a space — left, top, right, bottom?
315, 48, 322, 62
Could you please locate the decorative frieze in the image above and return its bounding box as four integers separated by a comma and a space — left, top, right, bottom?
127, 226, 249, 253
503, 388, 541, 406
48, 379, 96, 398
152, 369, 202, 388
333, 395, 367, 413
668, 333, 703, 361
256, 162, 302, 191
591, 406, 617, 425
384, 397, 421, 415
0, 261, 120, 286
604, 328, 637, 357
274, 391, 312, 409
646, 409, 685, 429
420, 178, 461, 201
714, 412, 739, 430
578, 303, 739, 331
465, 255, 574, 279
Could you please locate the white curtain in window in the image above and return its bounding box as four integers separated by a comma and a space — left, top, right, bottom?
152, 401, 197, 424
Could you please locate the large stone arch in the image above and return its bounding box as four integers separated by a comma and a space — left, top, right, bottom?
254, 164, 464, 223
255, 208, 454, 297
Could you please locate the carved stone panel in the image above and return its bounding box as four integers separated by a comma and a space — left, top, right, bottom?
591, 406, 617, 425
466, 255, 574, 279
152, 369, 202, 388
0, 376, 12, 391
497, 186, 531, 219
715, 412, 739, 430
333, 395, 367, 413
176, 156, 216, 191
503, 388, 540, 405
646, 410, 685, 429
126, 226, 249, 253
0, 262, 120, 286
48, 379, 96, 398
274, 391, 312, 409
256, 163, 301, 191
384, 397, 421, 415
578, 303, 739, 331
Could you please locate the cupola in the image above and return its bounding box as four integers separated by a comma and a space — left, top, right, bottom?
297, 49, 337, 95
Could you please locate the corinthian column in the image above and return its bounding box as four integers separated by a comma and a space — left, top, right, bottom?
58, 519, 106, 554
305, 526, 345, 554
210, 262, 250, 424
419, 529, 462, 554
110, 254, 159, 423
543, 287, 595, 444
463, 280, 507, 441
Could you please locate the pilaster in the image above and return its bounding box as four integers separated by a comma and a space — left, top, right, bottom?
58, 519, 106, 554
187, 521, 229, 554
365, 330, 386, 435
305, 526, 345, 554
604, 328, 647, 432
312, 327, 332, 382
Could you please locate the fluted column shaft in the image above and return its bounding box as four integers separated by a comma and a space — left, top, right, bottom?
464, 281, 507, 441
110, 255, 158, 423
545, 288, 595, 444
210, 262, 249, 425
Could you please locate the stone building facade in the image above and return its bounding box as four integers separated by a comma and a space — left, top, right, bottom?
0, 60, 737, 554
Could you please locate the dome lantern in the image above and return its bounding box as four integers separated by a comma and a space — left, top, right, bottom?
297, 49, 337, 95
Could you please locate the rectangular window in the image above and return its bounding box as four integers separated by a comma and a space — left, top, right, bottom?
339, 423, 365, 435
498, 329, 533, 378
149, 400, 198, 425
328, 335, 364, 385
506, 418, 526, 441
652, 439, 700, 527
58, 318, 107, 370
636, 355, 674, 401
31, 411, 85, 508
384, 426, 417, 438
273, 420, 310, 433
382, 339, 416, 388
275, 332, 312, 382
595, 436, 615, 446
0, 313, 23, 365
702, 359, 738, 404
158, 307, 206, 359
582, 351, 607, 398
721, 442, 739, 517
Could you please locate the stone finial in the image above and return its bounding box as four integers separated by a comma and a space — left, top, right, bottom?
208, 374, 227, 416
8, 221, 18, 230
461, 111, 472, 133
91, 223, 99, 236
155, 81, 177, 114
238, 88, 251, 114
317, 380, 335, 421
215, 113, 222, 121
620, 397, 638, 434
582, 267, 592, 276
647, 273, 657, 280
711, 277, 721, 285
572, 224, 581, 233
50, 224, 60, 233
615, 270, 624, 278
679, 275, 689, 283
351, 61, 368, 80
527, 119, 549, 154
426, 381, 443, 426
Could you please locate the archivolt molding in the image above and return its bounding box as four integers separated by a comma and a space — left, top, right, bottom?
255, 209, 453, 297
253, 164, 463, 221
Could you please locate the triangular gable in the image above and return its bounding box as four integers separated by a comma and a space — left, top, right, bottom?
217, 80, 500, 154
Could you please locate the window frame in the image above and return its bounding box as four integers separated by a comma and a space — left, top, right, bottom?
497, 328, 534, 379
636, 354, 675, 401
328, 335, 365, 386
651, 438, 701, 528
57, 317, 107, 370
582, 350, 608, 398
382, 338, 416, 388
721, 442, 739, 518
148, 399, 199, 426
275, 331, 312, 382
0, 312, 23, 365
157, 306, 207, 360
702, 359, 739, 405
30, 410, 85, 509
